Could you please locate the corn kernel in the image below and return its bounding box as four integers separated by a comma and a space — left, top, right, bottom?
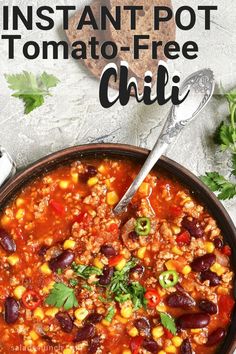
158, 351, 166, 354
93, 257, 104, 270
137, 247, 146, 260
217, 286, 229, 295
172, 246, 183, 256
71, 172, 79, 184
63, 239, 76, 250
33, 307, 44, 320
115, 258, 127, 271
29, 330, 39, 341
115, 315, 128, 324
102, 319, 110, 326
106, 191, 119, 206
16, 198, 24, 208
16, 208, 25, 220
128, 327, 139, 337
172, 336, 183, 347
165, 260, 176, 271
74, 308, 89, 321
171, 225, 181, 235
152, 326, 164, 339
138, 182, 150, 196
191, 329, 201, 333
121, 306, 133, 319
122, 350, 132, 354
7, 254, 19, 266
63, 349, 74, 354
13, 285, 26, 300
156, 304, 167, 312
181, 265, 192, 275
205, 242, 215, 253
105, 179, 111, 189
210, 263, 226, 276
45, 307, 59, 317
59, 180, 70, 189
87, 177, 99, 187
98, 165, 106, 174
40, 262, 52, 275
1, 215, 10, 226
165, 345, 176, 353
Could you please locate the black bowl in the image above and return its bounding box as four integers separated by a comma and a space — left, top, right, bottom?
0, 143, 235, 353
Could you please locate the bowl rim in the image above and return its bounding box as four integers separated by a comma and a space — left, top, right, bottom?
0, 142, 235, 353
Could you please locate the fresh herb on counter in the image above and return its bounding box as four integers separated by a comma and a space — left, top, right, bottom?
45, 282, 78, 310
5, 71, 60, 114
201, 172, 236, 200
201, 88, 236, 200
159, 312, 177, 335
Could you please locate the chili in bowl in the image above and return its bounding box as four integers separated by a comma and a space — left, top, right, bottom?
0, 144, 235, 354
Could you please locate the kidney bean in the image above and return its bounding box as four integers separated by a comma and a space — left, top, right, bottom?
214, 237, 223, 249
86, 165, 97, 177
182, 217, 203, 238
55, 312, 73, 333
99, 266, 114, 286
4, 297, 19, 324
128, 231, 139, 240
80, 166, 97, 183
166, 292, 195, 309
74, 324, 96, 342
85, 313, 103, 324
180, 338, 192, 354
207, 328, 226, 346
100, 245, 116, 258
191, 254, 216, 272
199, 300, 217, 315
134, 317, 150, 335
200, 270, 220, 286
49, 250, 74, 272
88, 336, 100, 354
177, 313, 210, 329
38, 245, 48, 257
0, 228, 16, 253
142, 339, 158, 353
130, 264, 145, 276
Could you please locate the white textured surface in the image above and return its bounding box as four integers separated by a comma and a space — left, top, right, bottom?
0, 0, 235, 224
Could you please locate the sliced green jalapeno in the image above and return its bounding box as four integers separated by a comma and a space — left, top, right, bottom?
135, 217, 151, 236
159, 270, 179, 289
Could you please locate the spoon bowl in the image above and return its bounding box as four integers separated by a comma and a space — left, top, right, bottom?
113, 68, 215, 215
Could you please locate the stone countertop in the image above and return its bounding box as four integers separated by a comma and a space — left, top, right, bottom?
0, 0, 235, 224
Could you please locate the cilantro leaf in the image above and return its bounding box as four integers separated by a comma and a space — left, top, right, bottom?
159, 312, 177, 335
105, 306, 115, 322
72, 263, 102, 279
232, 155, 236, 177
5, 71, 60, 114
201, 172, 236, 200
45, 282, 78, 310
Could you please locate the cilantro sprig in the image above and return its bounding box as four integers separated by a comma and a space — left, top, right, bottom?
72, 263, 102, 279
5, 71, 60, 114
159, 312, 177, 335
45, 282, 78, 310
107, 259, 147, 310
201, 88, 236, 200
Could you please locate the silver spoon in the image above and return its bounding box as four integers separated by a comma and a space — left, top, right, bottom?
114, 68, 215, 215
